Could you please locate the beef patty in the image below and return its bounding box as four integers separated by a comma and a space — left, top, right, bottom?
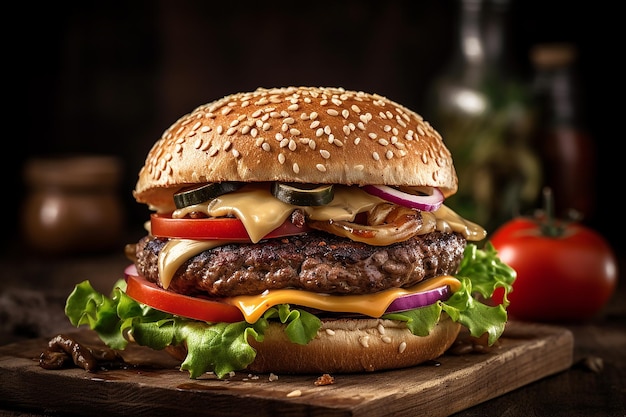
133, 231, 466, 297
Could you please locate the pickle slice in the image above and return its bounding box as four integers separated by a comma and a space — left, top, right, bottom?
271, 182, 334, 206
174, 182, 245, 208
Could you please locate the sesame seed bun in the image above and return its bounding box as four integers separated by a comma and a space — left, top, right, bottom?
164, 315, 461, 374
134, 86, 458, 212
247, 315, 461, 374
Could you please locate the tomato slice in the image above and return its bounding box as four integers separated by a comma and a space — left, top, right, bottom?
150, 214, 310, 241
124, 265, 244, 323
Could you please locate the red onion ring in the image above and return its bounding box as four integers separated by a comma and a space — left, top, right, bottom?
361, 185, 444, 211
385, 285, 451, 313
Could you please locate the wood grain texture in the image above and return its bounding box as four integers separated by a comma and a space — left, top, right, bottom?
0, 321, 573, 417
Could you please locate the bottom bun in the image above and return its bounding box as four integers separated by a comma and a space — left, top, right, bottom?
247, 314, 461, 374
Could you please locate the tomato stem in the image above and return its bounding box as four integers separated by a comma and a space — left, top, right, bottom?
540, 187, 563, 238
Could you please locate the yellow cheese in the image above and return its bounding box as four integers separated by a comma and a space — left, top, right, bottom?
228, 275, 462, 323
159, 239, 237, 288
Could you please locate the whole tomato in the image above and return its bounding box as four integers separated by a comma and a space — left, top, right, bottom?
489, 208, 618, 322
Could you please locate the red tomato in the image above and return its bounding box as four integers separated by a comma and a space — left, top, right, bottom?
124, 265, 244, 323
150, 214, 310, 241
490, 217, 618, 322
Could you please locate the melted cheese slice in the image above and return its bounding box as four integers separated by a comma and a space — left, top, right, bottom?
228, 275, 462, 323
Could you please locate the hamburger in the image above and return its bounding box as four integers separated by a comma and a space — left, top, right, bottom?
64, 86, 515, 378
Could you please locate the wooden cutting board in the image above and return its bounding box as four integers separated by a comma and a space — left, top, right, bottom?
0, 321, 573, 417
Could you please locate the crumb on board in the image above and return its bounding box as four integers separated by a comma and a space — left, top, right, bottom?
314, 373, 335, 386
286, 389, 302, 398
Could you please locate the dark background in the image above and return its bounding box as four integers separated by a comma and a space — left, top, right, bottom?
5, 0, 622, 254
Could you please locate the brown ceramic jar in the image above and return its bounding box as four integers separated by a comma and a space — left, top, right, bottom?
21, 155, 125, 255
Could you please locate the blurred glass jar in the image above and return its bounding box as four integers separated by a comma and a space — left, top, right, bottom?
21, 155, 125, 255
424, 0, 541, 233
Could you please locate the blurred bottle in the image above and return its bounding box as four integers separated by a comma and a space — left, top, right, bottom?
529, 43, 596, 222
424, 0, 541, 233
21, 155, 126, 256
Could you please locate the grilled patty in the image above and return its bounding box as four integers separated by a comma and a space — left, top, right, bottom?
133, 231, 466, 297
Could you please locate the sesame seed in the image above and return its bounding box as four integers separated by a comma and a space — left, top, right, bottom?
316, 163, 326, 172
283, 117, 295, 124
342, 125, 351, 136
351, 104, 361, 113
310, 111, 318, 120
286, 390, 302, 398
398, 341, 407, 353
331, 97, 342, 106
325, 328, 335, 336
262, 143, 271, 152
290, 128, 301, 136
359, 336, 370, 348
192, 121, 202, 131
208, 146, 218, 157
377, 324, 385, 334
354, 137, 361, 145
378, 138, 389, 146
217, 125, 224, 134
193, 139, 202, 149
287, 103, 299, 111
320, 149, 330, 159
315, 128, 324, 137
342, 109, 349, 119
280, 138, 289, 148
310, 120, 320, 129
223, 141, 232, 151
372, 152, 380, 161
292, 163, 300, 174
288, 139, 297, 151
221, 107, 232, 115
241, 125, 251, 134
327, 108, 339, 117
281, 123, 289, 132
368, 132, 377, 140
187, 130, 196, 137
241, 100, 250, 107
278, 153, 285, 164
200, 126, 211, 133
232, 149, 240, 158
262, 123, 271, 131
308, 140, 316, 150
385, 150, 393, 159
226, 127, 236, 135
229, 119, 240, 127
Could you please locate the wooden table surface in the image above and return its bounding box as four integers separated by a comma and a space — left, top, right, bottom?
0, 245, 624, 417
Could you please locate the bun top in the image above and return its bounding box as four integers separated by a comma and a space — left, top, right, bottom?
134, 86, 457, 211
